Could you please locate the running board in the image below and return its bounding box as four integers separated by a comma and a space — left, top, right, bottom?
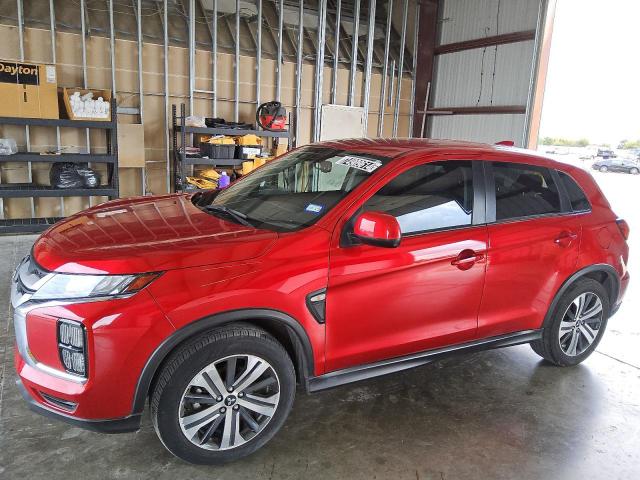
307, 330, 542, 392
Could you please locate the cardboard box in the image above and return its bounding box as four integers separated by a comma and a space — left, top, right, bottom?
275, 138, 289, 157
62, 88, 112, 122
118, 123, 145, 168
0, 60, 59, 119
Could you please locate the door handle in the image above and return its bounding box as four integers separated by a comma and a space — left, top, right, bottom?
554, 231, 578, 247
451, 249, 484, 270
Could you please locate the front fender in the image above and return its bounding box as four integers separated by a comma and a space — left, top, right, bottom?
130, 308, 315, 415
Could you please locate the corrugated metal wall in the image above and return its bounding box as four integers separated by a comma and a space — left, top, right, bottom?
429, 0, 542, 146
438, 0, 539, 44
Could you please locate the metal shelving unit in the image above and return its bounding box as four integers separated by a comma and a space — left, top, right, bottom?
0, 185, 118, 198
0, 99, 119, 234
172, 103, 291, 192
0, 217, 64, 233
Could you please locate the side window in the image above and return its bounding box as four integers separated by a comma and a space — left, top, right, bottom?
558, 171, 591, 212
493, 162, 561, 221
362, 161, 474, 235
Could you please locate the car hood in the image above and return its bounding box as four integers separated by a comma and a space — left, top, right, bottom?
32, 194, 278, 274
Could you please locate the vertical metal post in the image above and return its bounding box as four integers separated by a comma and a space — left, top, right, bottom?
136, 0, 146, 195
188, 0, 195, 114
331, 0, 341, 104
50, 0, 64, 215
393, 0, 408, 137
256, 0, 262, 108
348, 0, 360, 106
523, 0, 547, 148
136, 1, 144, 123
12, 0, 32, 219
108, 0, 118, 200
295, 0, 304, 145
212, 0, 218, 117
107, 0, 118, 202
276, 0, 284, 101
377, 0, 393, 136
408, 3, 420, 138
234, 0, 240, 121
361, 0, 376, 134
16, 0, 34, 217
109, 0, 116, 96
314, 0, 327, 142
163, 0, 171, 192
80, 0, 92, 206
388, 59, 395, 107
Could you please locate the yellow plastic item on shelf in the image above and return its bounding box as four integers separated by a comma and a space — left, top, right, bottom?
236, 134, 262, 146
242, 161, 254, 175
199, 168, 221, 180
253, 158, 266, 169
205, 135, 235, 145
186, 176, 218, 189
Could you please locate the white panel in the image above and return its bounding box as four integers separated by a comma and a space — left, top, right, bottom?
432, 40, 535, 108
439, 0, 540, 44
320, 105, 366, 141
430, 114, 526, 146
200, 0, 257, 16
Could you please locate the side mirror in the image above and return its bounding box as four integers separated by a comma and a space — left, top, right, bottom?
352, 211, 401, 248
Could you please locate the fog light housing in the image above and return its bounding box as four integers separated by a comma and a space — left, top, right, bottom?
57, 319, 87, 377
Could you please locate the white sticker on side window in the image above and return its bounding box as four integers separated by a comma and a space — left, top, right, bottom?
335, 156, 382, 173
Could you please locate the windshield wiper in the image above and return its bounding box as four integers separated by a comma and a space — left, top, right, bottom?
203, 204, 255, 228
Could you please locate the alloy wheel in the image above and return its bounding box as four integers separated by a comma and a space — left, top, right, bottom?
178, 354, 280, 451
558, 292, 604, 357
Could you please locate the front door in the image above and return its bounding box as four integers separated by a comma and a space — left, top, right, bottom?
324, 159, 488, 372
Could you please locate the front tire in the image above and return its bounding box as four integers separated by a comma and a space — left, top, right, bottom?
630, 167, 639, 175
599, 166, 608, 172
151, 324, 296, 464
531, 278, 610, 366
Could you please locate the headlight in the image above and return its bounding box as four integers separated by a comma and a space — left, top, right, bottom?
30, 272, 160, 300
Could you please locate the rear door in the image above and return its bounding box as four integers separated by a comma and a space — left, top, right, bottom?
325, 158, 488, 372
477, 161, 583, 338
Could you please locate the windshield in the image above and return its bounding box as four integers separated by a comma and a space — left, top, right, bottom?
193, 146, 391, 231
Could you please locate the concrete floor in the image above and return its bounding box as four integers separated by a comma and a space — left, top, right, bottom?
1, 169, 640, 479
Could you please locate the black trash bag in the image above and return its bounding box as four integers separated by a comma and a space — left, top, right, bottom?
50, 162, 101, 189
75, 164, 101, 188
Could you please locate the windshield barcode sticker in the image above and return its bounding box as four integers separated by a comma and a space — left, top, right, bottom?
305, 203, 323, 213
336, 156, 382, 173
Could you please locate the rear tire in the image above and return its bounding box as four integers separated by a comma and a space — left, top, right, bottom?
630, 167, 639, 175
531, 278, 610, 366
151, 324, 296, 464
599, 166, 608, 172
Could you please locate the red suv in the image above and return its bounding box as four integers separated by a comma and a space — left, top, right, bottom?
13, 139, 629, 464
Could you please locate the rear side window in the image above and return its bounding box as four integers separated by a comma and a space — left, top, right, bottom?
558, 171, 591, 212
362, 160, 474, 235
492, 162, 561, 221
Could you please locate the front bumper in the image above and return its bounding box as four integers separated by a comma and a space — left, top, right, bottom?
12, 256, 175, 426
16, 378, 141, 433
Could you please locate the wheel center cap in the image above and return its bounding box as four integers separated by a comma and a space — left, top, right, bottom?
225, 395, 237, 407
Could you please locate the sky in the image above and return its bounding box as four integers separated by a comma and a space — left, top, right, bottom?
539, 0, 640, 146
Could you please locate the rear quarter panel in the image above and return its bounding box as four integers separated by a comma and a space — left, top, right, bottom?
568, 167, 629, 303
